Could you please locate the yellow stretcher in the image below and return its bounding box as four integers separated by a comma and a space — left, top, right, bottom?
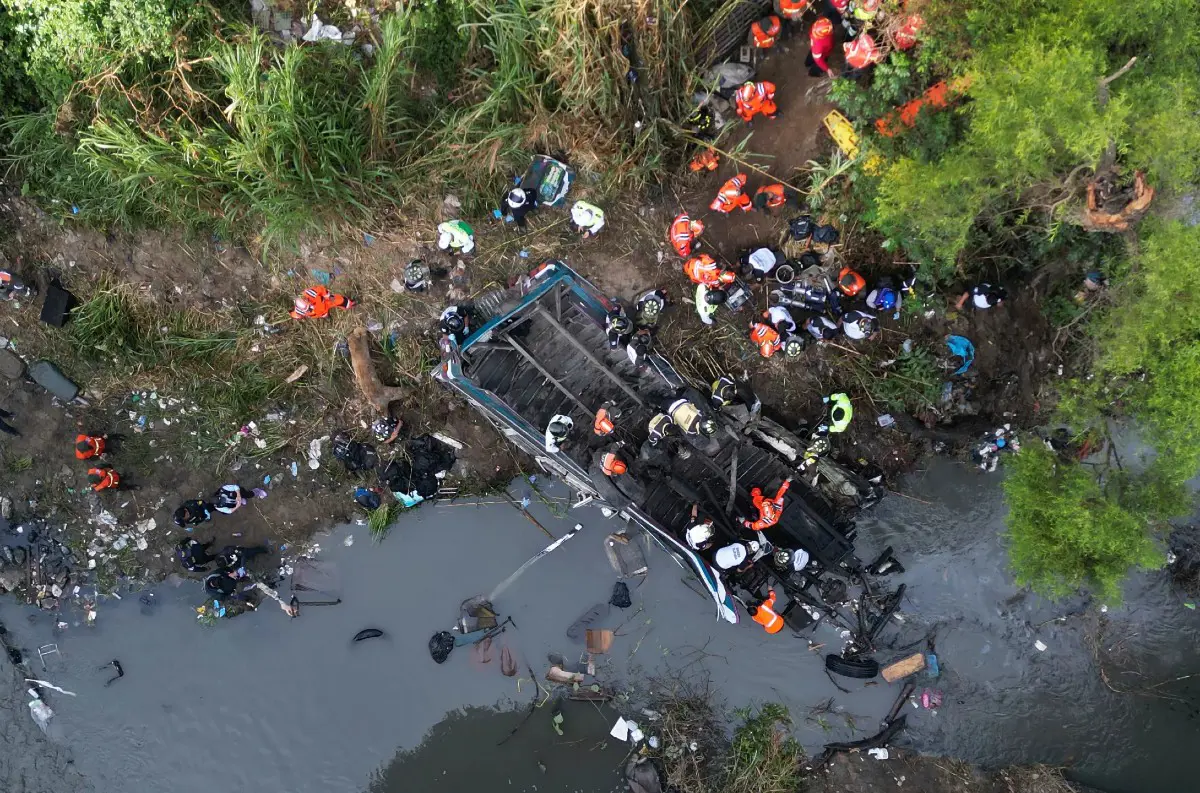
823, 109, 884, 174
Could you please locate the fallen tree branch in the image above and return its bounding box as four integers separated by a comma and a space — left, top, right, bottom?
348, 327, 409, 412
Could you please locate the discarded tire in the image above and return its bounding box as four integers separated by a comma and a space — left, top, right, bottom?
353, 628, 384, 642
825, 654, 879, 679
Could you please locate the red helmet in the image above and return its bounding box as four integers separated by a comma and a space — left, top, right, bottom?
812, 17, 833, 40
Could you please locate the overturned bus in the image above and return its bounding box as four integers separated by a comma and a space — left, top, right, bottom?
434, 261, 897, 640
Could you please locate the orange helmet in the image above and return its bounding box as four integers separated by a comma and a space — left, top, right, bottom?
812, 18, 833, 40
601, 453, 628, 476
689, 218, 705, 235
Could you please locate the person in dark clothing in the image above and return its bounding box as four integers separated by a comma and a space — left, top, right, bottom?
174, 499, 214, 528
217, 545, 269, 573
0, 407, 17, 436
204, 571, 238, 599
499, 187, 538, 228
176, 537, 217, 573
213, 484, 262, 515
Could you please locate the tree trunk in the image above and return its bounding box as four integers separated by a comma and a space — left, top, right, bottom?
348, 327, 406, 413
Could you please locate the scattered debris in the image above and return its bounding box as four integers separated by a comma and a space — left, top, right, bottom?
881, 653, 926, 682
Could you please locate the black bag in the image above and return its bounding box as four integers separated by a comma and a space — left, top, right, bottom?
609, 581, 632, 609
812, 224, 840, 246
429, 631, 456, 664
789, 215, 814, 241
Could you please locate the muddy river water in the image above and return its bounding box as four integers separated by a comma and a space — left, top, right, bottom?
1, 459, 1196, 793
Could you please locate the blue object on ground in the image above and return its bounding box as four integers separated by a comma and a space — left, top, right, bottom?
310, 268, 332, 285
363, 233, 375, 246
926, 653, 940, 678
946, 335, 975, 375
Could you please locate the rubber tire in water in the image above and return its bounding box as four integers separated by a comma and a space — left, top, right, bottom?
825, 654, 879, 679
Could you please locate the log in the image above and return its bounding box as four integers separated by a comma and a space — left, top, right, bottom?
347, 327, 407, 412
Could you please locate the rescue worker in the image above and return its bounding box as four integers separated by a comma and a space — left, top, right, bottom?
665, 394, 717, 437
436, 219, 475, 255
750, 15, 782, 49
836, 266, 866, 297
685, 504, 716, 552
88, 465, 120, 492
669, 214, 705, 257
173, 499, 213, 529
545, 414, 574, 453
214, 483, 261, 515
634, 288, 668, 328
734, 81, 778, 124
829, 0, 856, 36
695, 283, 725, 326
752, 183, 790, 213
290, 285, 355, 320
688, 149, 720, 173
852, 0, 881, 26
626, 328, 654, 372
217, 544, 269, 572
647, 412, 677, 446
807, 17, 835, 76
176, 537, 217, 573
74, 433, 107, 460
710, 173, 753, 213
714, 539, 765, 572
866, 277, 900, 314
747, 589, 784, 634
843, 32, 883, 77
739, 247, 784, 283
710, 374, 742, 409
593, 404, 617, 437
500, 186, 538, 228
764, 305, 797, 335
822, 392, 853, 433
742, 477, 792, 531
783, 333, 806, 359
570, 200, 606, 239
606, 307, 634, 348
774, 547, 811, 573
439, 305, 472, 343
204, 570, 238, 600
372, 415, 405, 445
749, 320, 783, 358
600, 449, 629, 476
684, 254, 736, 287
774, 0, 810, 24
841, 309, 878, 340
804, 315, 840, 342
956, 283, 1007, 311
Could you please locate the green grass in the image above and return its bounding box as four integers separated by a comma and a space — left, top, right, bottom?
368, 503, 401, 542
864, 344, 944, 414
7, 454, 32, 473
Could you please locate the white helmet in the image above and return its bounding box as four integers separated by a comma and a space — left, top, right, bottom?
507, 188, 527, 208
686, 522, 714, 550
437, 231, 453, 250
293, 297, 311, 314
715, 543, 747, 570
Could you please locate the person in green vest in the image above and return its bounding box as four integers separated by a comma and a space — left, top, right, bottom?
570, 200, 606, 238
437, 220, 475, 255
822, 392, 853, 434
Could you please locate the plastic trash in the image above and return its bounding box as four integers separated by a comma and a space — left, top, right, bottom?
920, 689, 942, 709
610, 716, 630, 741
926, 653, 940, 678
363, 233, 375, 246
28, 698, 54, 731
519, 250, 530, 258
291, 461, 299, 478
1034, 639, 1048, 652
946, 335, 975, 375
868, 747, 890, 760
877, 413, 895, 428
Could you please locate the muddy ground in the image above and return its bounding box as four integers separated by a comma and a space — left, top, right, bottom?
816, 752, 1096, 793
0, 38, 1064, 602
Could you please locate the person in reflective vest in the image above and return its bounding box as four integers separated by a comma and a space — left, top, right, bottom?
666, 397, 716, 437
684, 254, 736, 287
764, 306, 796, 335
291, 285, 355, 320
647, 412, 677, 445
748, 321, 783, 358
593, 404, 616, 436
710, 173, 753, 213
807, 17, 834, 76
714, 540, 764, 571
775, 0, 810, 23
437, 219, 475, 255
688, 149, 720, 172
601, 450, 628, 476
734, 82, 778, 124
88, 466, 121, 492
804, 315, 841, 342
843, 33, 883, 74
852, 0, 881, 24
695, 283, 724, 325
635, 288, 669, 327
742, 477, 792, 530
545, 414, 574, 453
570, 200, 606, 238
686, 504, 716, 551
710, 374, 740, 408
841, 310, 878, 340
750, 15, 782, 49
823, 392, 853, 433
606, 308, 633, 348
753, 183, 789, 213
669, 214, 705, 257
500, 186, 538, 228
748, 589, 785, 634
75, 433, 107, 460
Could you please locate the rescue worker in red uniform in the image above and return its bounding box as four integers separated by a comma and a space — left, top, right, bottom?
75, 434, 107, 460
710, 173, 752, 213
843, 32, 883, 76
688, 149, 720, 172
743, 477, 792, 530
669, 214, 705, 257
684, 254, 737, 287
752, 184, 789, 213
88, 466, 121, 492
748, 589, 785, 633
734, 81, 778, 124
807, 17, 835, 76
290, 285, 355, 320
748, 321, 783, 358
750, 15, 782, 49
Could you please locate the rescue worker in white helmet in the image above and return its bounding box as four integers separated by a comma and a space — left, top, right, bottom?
714, 539, 767, 572
685, 503, 716, 552
544, 414, 574, 453
499, 186, 538, 229
665, 394, 717, 437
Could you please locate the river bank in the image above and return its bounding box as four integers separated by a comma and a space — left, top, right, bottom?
1, 463, 1195, 793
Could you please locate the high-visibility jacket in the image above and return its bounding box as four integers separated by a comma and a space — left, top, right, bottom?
754, 184, 788, 210
593, 407, 615, 436
75, 434, 105, 460
853, 0, 881, 22
89, 467, 120, 492
290, 285, 351, 320
893, 15, 924, 50
810, 20, 835, 74
844, 33, 883, 70
828, 392, 853, 433
684, 254, 736, 287
688, 150, 720, 172
647, 412, 675, 443
751, 15, 781, 49
571, 200, 606, 236
750, 590, 785, 633
666, 398, 703, 435
735, 82, 777, 123
749, 322, 783, 358
669, 214, 703, 257
743, 480, 791, 530
710, 174, 752, 213
711, 375, 738, 407
437, 220, 475, 253
601, 452, 627, 476
777, 0, 809, 21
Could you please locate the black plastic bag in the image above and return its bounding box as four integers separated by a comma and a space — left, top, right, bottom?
609, 581, 632, 609
789, 215, 814, 241
429, 631, 456, 664
812, 224, 840, 246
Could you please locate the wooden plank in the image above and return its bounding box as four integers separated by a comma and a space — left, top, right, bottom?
882, 653, 926, 682
534, 306, 647, 408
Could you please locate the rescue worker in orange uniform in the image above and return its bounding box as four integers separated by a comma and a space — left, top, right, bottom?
600, 450, 628, 476
837, 266, 867, 297
807, 17, 835, 76
710, 173, 752, 213
88, 466, 121, 492
669, 214, 705, 257
748, 589, 785, 633
684, 254, 737, 287
843, 32, 883, 76
593, 404, 616, 437
735, 81, 778, 124
750, 15, 782, 49
290, 285, 355, 320
752, 184, 789, 213
742, 477, 792, 531
748, 320, 783, 358
688, 149, 720, 172
75, 433, 107, 460
775, 0, 810, 23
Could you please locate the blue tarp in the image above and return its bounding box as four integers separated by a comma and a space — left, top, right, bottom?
946, 335, 975, 375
